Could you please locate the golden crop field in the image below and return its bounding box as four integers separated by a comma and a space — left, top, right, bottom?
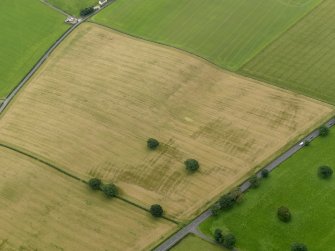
0, 146, 176, 251
0, 23, 333, 221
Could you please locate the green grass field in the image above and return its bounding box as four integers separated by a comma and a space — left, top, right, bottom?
92, 0, 322, 70
0, 0, 68, 99
200, 128, 335, 250
47, 0, 98, 16
242, 0, 335, 105
170, 234, 224, 251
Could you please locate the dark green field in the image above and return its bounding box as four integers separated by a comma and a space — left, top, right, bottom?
242, 0, 335, 105
200, 128, 335, 250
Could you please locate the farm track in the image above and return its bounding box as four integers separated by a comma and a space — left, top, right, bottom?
154, 117, 335, 251
0, 142, 178, 224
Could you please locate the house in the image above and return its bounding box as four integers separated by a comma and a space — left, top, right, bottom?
99, 0, 107, 6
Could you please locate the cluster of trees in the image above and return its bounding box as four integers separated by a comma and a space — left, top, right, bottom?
214, 229, 236, 249
88, 178, 118, 198
80, 6, 94, 16
211, 188, 243, 215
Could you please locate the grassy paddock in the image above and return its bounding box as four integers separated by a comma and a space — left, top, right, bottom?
0, 23, 332, 222
200, 128, 335, 250
92, 0, 321, 70
0, 0, 68, 99
0, 147, 176, 251
242, 0, 335, 105
170, 234, 224, 251
47, 0, 98, 16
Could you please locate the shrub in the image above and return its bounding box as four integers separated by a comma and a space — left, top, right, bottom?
101, 183, 118, 197
219, 194, 235, 210
150, 204, 163, 217
249, 175, 260, 188
88, 178, 102, 190
319, 125, 329, 137
184, 159, 199, 172
211, 203, 221, 216
291, 243, 308, 251
147, 138, 159, 150
304, 140, 310, 147
80, 6, 94, 16
261, 169, 269, 178
214, 229, 223, 243
222, 233, 236, 249
318, 165, 333, 179
277, 206, 291, 222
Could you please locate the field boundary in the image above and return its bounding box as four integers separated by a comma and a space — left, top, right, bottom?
153, 116, 335, 251
0, 142, 178, 224
239, 0, 326, 70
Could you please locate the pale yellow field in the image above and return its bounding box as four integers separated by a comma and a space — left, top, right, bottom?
0, 23, 333, 221
0, 147, 176, 251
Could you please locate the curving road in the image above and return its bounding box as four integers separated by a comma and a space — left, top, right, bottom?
154, 117, 335, 251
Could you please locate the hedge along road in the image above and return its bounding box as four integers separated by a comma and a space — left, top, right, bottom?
0, 0, 115, 114
154, 117, 335, 251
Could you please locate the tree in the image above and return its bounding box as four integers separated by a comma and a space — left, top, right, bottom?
150, 204, 163, 217
101, 183, 118, 197
319, 125, 329, 137
184, 159, 199, 172
147, 138, 159, 150
214, 229, 223, 243
222, 233, 236, 249
291, 243, 308, 251
318, 165, 333, 179
80, 6, 94, 16
210, 203, 221, 216
261, 169, 269, 178
277, 206, 291, 222
219, 194, 235, 210
249, 175, 260, 188
88, 178, 102, 190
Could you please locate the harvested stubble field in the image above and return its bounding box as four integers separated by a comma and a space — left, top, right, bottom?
0, 0, 68, 99
0, 23, 333, 221
0, 146, 175, 251
242, 0, 335, 105
92, 0, 322, 70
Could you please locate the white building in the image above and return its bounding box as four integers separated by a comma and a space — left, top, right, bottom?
99, 0, 107, 6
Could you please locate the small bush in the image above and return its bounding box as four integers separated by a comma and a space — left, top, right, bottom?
147, 138, 159, 149
214, 229, 223, 243
319, 125, 329, 137
318, 165, 333, 179
304, 140, 310, 147
211, 203, 221, 216
291, 243, 308, 251
249, 175, 260, 188
101, 183, 118, 198
222, 233, 236, 249
261, 169, 269, 178
150, 204, 163, 217
88, 178, 102, 190
218, 194, 235, 210
277, 206, 291, 222
184, 159, 199, 172
80, 6, 94, 16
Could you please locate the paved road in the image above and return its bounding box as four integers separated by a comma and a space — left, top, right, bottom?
0, 0, 114, 114
154, 117, 335, 251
